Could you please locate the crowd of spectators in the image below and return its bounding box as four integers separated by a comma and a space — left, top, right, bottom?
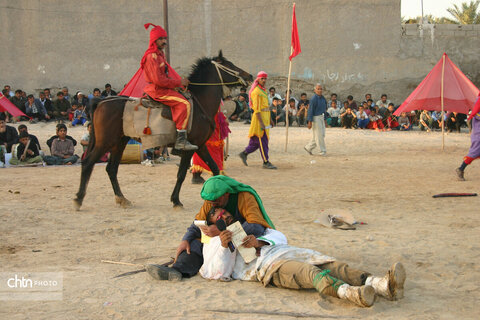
1, 83, 119, 167
2, 83, 117, 126
1, 82, 473, 167
228, 87, 472, 133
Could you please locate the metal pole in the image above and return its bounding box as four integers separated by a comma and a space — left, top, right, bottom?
421, 0, 424, 23
163, 0, 170, 64
284, 47, 293, 152
441, 53, 445, 151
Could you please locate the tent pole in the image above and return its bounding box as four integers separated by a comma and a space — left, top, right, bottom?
284, 46, 293, 152
441, 54, 445, 151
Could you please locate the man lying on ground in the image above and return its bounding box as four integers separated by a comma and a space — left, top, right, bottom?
147, 176, 275, 281
199, 207, 406, 308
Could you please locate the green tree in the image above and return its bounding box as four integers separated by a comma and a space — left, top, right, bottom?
402, 15, 455, 24
446, 0, 480, 24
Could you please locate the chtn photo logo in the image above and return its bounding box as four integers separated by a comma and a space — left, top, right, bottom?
7, 275, 33, 288
1, 272, 63, 301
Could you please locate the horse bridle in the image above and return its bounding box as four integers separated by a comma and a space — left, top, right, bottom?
187, 60, 249, 132
189, 61, 248, 90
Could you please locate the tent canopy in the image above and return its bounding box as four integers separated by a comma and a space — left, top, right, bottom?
0, 93, 28, 118
394, 53, 480, 116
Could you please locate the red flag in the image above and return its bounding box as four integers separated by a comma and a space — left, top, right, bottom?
289, 3, 301, 61
0, 93, 28, 118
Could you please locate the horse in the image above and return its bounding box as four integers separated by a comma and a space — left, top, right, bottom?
73, 51, 253, 210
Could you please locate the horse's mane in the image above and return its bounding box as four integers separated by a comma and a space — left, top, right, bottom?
188, 54, 225, 84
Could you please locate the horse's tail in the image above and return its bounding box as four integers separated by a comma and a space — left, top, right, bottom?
86, 98, 102, 154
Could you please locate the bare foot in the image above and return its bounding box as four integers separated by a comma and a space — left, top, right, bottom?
65, 162, 72, 165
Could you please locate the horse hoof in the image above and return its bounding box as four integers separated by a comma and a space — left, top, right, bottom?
191, 174, 205, 185
73, 198, 82, 211
115, 196, 132, 208
173, 202, 184, 209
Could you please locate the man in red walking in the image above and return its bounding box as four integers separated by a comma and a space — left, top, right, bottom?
142, 23, 197, 151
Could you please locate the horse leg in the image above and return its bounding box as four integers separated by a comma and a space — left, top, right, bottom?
195, 144, 220, 176
106, 137, 131, 208
171, 150, 194, 208
74, 147, 108, 211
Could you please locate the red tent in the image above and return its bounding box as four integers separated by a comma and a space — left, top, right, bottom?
394, 53, 479, 116
0, 93, 28, 118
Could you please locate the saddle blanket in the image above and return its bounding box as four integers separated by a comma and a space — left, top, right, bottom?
123, 98, 176, 150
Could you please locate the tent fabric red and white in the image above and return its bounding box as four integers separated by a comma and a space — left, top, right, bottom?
0, 93, 28, 118
394, 53, 480, 116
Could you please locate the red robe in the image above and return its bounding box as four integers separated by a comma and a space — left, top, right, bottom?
191, 112, 228, 174
143, 50, 190, 130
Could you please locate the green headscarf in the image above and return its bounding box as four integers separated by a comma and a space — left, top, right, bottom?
200, 175, 275, 229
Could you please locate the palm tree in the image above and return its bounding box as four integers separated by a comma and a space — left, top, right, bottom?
402, 15, 455, 24
446, 0, 480, 24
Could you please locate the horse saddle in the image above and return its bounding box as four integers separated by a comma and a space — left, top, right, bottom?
140, 94, 193, 122
122, 95, 193, 150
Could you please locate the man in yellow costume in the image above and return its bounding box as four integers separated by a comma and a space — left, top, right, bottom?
238, 71, 277, 169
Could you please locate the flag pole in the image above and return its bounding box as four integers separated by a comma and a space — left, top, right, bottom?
441, 53, 445, 151
284, 46, 293, 152
163, 0, 170, 64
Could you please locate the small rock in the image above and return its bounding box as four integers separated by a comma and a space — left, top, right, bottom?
366, 235, 374, 241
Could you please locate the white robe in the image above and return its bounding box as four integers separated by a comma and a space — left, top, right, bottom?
200, 229, 336, 285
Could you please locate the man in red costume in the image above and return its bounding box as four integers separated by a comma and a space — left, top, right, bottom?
191, 108, 230, 184
142, 23, 197, 151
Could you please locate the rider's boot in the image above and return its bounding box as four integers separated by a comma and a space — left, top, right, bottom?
175, 130, 198, 151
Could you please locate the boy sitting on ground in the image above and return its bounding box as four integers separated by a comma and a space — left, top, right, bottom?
72, 104, 88, 126
17, 124, 41, 152
398, 112, 411, 131
341, 107, 356, 129
10, 131, 44, 165
43, 124, 79, 165
419, 110, 433, 132
383, 104, 399, 130
47, 123, 77, 151
367, 109, 385, 131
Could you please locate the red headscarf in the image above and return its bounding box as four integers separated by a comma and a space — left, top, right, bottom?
141, 23, 168, 69
248, 71, 268, 108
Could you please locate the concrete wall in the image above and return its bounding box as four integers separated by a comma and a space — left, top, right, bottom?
1, 0, 479, 104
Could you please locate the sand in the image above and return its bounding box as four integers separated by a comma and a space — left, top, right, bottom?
0, 121, 479, 319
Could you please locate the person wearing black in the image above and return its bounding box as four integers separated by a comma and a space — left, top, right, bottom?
447, 112, 467, 133
101, 83, 117, 97
10, 131, 43, 165
9, 89, 27, 121
17, 124, 41, 151
0, 112, 19, 152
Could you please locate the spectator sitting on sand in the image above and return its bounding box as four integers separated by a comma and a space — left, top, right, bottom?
47, 123, 77, 151
43, 124, 79, 165
10, 131, 43, 166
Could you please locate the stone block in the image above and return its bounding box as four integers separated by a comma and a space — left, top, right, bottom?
405, 28, 418, 36
454, 31, 467, 37
437, 30, 456, 36
459, 25, 473, 31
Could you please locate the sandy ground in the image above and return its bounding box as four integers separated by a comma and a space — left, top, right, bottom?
0, 120, 479, 320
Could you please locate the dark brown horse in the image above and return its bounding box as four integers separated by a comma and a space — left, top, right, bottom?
74, 51, 252, 209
